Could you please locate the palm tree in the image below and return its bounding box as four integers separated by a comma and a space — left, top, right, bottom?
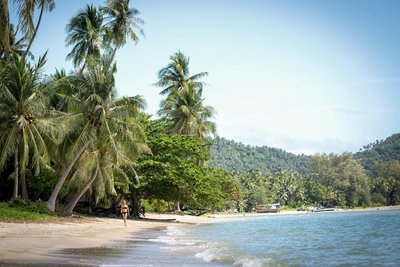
102, 0, 144, 62
0, 54, 58, 200
65, 4, 106, 72
155, 51, 208, 96
64, 122, 148, 216
12, 0, 55, 58
158, 82, 216, 142
45, 55, 147, 212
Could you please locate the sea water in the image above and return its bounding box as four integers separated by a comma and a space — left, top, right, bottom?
146, 210, 400, 266
44, 210, 400, 266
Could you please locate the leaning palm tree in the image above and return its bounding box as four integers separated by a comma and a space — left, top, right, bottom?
155, 51, 208, 96
65, 4, 106, 72
45, 54, 146, 212
0, 54, 58, 200
158, 82, 216, 142
64, 120, 148, 216
102, 0, 144, 62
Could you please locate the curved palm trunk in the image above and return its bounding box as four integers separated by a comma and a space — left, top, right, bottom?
20, 168, 28, 201
46, 143, 89, 212
64, 163, 99, 216
12, 149, 19, 199
24, 2, 44, 59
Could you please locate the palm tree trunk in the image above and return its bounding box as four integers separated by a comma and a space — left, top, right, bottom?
24, 2, 44, 59
0, 0, 10, 61
64, 164, 99, 216
175, 202, 182, 212
130, 192, 140, 219
20, 167, 28, 201
12, 149, 19, 199
46, 143, 89, 212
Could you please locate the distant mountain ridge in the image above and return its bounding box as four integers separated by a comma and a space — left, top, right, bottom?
209, 137, 310, 175
210, 133, 400, 174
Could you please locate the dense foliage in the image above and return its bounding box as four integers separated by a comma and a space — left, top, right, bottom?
210, 137, 310, 175
1, 1, 399, 220
354, 133, 400, 170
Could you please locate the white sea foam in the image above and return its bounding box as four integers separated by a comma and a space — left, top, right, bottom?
148, 235, 177, 245
234, 256, 280, 267
195, 247, 217, 262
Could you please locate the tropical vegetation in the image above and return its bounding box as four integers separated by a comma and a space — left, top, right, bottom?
0, 0, 399, 221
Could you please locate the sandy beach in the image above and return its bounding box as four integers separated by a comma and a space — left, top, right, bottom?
0, 213, 229, 265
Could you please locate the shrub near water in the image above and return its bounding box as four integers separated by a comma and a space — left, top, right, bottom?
0, 200, 57, 221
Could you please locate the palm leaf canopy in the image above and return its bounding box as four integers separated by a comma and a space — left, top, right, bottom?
155, 51, 208, 96
0, 54, 58, 174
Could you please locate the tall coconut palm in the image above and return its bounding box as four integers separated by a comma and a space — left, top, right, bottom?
158, 82, 216, 142
65, 4, 106, 72
0, 54, 58, 200
155, 51, 208, 96
102, 0, 144, 62
45, 54, 147, 212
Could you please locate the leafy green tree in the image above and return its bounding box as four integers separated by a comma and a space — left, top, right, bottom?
309, 153, 370, 207
0, 54, 58, 200
303, 175, 327, 205
370, 160, 400, 205
135, 117, 236, 213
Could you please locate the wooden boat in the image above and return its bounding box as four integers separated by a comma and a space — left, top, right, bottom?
255, 203, 281, 213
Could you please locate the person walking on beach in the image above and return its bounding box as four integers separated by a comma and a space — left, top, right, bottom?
121, 200, 129, 226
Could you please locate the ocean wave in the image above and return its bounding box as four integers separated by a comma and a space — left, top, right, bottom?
234, 256, 283, 267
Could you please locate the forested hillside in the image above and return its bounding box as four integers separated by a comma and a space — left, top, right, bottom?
209, 137, 310, 175
354, 133, 400, 170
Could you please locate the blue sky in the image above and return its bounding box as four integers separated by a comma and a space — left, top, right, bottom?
14, 0, 400, 155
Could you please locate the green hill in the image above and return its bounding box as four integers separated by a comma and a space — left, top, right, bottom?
210, 134, 400, 175
354, 133, 400, 170
209, 137, 310, 175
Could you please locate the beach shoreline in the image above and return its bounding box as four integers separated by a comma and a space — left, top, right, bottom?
0, 213, 229, 265
1, 206, 399, 265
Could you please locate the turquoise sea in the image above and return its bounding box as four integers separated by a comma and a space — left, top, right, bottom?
21, 209, 400, 266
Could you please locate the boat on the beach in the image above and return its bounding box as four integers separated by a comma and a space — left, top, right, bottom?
312, 206, 341, 212
255, 203, 281, 213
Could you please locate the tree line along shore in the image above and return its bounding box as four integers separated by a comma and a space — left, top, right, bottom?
1, 0, 399, 222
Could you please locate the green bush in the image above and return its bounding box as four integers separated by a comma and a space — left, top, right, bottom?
0, 200, 57, 221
